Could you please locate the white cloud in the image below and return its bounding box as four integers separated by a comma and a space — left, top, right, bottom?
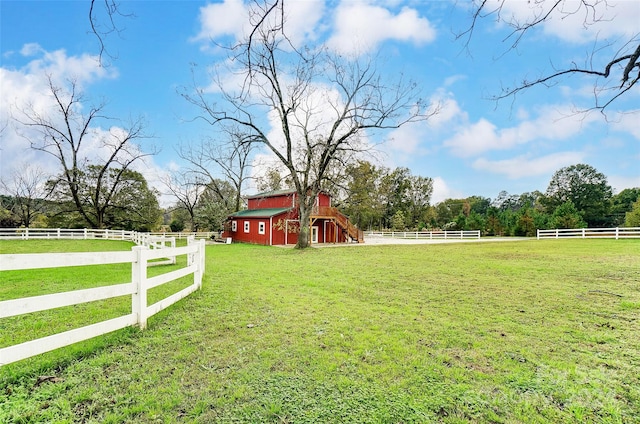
383, 122, 428, 159
192, 0, 325, 50
429, 90, 465, 129
610, 110, 640, 140
328, 2, 436, 55
191, 0, 248, 43
443, 74, 466, 88
472, 151, 586, 179
431, 177, 463, 204
609, 174, 640, 194
381, 89, 464, 160
0, 45, 118, 182
486, 0, 639, 43
443, 104, 599, 157
20, 43, 43, 57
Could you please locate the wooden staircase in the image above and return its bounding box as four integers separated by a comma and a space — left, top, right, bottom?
313, 207, 364, 243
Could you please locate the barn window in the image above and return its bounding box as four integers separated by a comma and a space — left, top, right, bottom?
231, 221, 237, 232
244, 221, 250, 233
258, 222, 265, 235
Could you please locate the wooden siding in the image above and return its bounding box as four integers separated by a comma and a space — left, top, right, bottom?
248, 193, 295, 210
225, 210, 300, 245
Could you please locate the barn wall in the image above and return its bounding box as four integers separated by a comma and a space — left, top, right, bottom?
271, 212, 300, 245
248, 194, 295, 210
227, 218, 270, 245
317, 192, 331, 207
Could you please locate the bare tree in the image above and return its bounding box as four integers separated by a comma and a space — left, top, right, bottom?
459, 0, 639, 112
161, 170, 206, 232
0, 163, 50, 227
179, 128, 255, 213
183, 0, 437, 248
13, 75, 154, 228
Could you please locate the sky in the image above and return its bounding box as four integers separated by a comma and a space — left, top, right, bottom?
1, 0, 639, 206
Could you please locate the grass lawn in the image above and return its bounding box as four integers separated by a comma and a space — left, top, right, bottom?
1, 239, 639, 423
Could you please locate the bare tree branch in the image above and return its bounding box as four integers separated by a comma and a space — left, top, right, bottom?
89, 0, 132, 66
457, 0, 640, 112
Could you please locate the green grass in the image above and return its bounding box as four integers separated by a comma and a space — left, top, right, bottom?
0, 240, 195, 374
1, 239, 639, 423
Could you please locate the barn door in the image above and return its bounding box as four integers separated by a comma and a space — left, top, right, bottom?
311, 226, 319, 243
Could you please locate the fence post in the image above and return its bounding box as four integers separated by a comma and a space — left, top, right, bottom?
582, 228, 585, 238
194, 239, 205, 290
555, 229, 559, 239
131, 246, 149, 330
187, 236, 196, 266
616, 227, 619, 240
537, 229, 540, 240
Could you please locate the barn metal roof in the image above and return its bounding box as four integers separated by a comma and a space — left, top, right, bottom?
245, 189, 296, 199
229, 207, 292, 218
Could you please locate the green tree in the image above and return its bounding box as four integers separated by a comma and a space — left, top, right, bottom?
381, 168, 412, 229
433, 199, 462, 229
0, 199, 19, 227
485, 207, 504, 236
169, 218, 185, 233
194, 180, 238, 232
514, 209, 536, 237
463, 211, 486, 232
551, 201, 587, 229
544, 164, 612, 227
390, 210, 406, 231
406, 175, 434, 229
624, 198, 640, 227
342, 161, 387, 231
104, 171, 162, 231
47, 166, 161, 230
610, 188, 640, 226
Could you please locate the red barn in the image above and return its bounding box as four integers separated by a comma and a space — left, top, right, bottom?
222, 189, 363, 246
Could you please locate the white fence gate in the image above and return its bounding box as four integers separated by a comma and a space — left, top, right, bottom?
0, 239, 206, 366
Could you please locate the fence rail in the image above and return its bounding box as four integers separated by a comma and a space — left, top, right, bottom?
0, 239, 206, 366
365, 230, 481, 240
537, 227, 640, 239
0, 228, 215, 241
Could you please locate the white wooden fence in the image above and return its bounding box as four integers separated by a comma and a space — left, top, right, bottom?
0, 239, 206, 366
365, 230, 481, 240
0, 228, 214, 241
537, 227, 640, 239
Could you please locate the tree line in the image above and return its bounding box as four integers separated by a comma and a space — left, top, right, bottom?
2, 158, 639, 236
338, 162, 640, 236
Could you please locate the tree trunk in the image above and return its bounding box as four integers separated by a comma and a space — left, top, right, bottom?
296, 201, 311, 249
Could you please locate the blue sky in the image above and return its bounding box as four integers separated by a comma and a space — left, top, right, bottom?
1, 0, 638, 206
